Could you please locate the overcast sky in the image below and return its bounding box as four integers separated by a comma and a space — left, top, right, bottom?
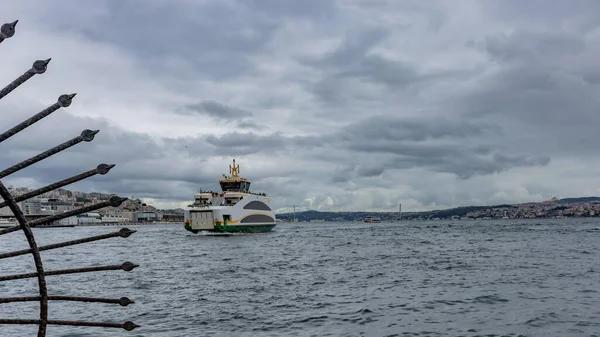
1, 0, 600, 213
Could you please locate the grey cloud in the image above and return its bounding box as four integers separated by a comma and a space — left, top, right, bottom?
307, 27, 390, 68
0, 109, 304, 204
481, 0, 600, 31
3, 0, 600, 212
0, 109, 311, 195
478, 31, 586, 64
356, 166, 385, 178
301, 24, 475, 105
251, 176, 305, 198
240, 0, 336, 20
203, 131, 323, 156
331, 165, 355, 183
336, 56, 420, 88
307, 77, 347, 104
198, 113, 547, 181
427, 153, 551, 180
237, 120, 264, 130
204, 132, 286, 155
180, 100, 253, 120
25, 0, 279, 80
340, 116, 500, 142
456, 28, 600, 159
331, 114, 547, 179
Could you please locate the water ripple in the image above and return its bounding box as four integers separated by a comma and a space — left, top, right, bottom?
0, 219, 599, 336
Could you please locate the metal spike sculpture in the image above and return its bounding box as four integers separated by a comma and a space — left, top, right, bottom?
0, 20, 140, 336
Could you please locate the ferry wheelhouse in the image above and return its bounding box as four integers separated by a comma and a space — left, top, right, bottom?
183, 159, 276, 233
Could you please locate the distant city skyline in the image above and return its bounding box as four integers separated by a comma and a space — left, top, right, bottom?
1, 1, 600, 213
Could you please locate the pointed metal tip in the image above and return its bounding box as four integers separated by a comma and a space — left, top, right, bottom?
123, 321, 140, 331
69, 93, 77, 98
32, 58, 51, 74
11, 20, 18, 27
118, 227, 137, 238
81, 129, 99, 141
119, 297, 135, 306
97, 163, 116, 175
121, 261, 139, 272
58, 93, 77, 107
109, 195, 126, 207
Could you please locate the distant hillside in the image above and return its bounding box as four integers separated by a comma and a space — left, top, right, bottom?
276, 204, 516, 222
424, 204, 517, 219
558, 197, 600, 204
276, 210, 400, 222
276, 197, 600, 221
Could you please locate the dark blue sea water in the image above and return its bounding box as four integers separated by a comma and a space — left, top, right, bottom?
1, 219, 599, 337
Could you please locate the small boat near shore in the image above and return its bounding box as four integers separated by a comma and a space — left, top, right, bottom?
0, 218, 17, 227
364, 216, 381, 223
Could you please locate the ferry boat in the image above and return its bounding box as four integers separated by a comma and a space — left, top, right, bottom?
364, 216, 381, 223
183, 159, 276, 234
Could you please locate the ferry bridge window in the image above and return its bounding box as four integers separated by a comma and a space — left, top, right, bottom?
220, 181, 251, 191
220, 181, 241, 191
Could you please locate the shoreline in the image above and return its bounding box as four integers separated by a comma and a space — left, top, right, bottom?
0, 221, 183, 228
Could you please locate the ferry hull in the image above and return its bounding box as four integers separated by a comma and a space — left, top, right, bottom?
184, 223, 275, 234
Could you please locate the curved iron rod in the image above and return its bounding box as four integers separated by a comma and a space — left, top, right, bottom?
0, 19, 139, 337
0, 129, 99, 179
0, 319, 139, 331
0, 164, 115, 209
0, 181, 49, 335
0, 195, 127, 235
0, 296, 134, 306
0, 228, 135, 259
0, 93, 76, 144
0, 261, 139, 282
0, 59, 50, 100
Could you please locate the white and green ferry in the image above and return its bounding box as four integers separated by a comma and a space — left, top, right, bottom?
183, 159, 276, 234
